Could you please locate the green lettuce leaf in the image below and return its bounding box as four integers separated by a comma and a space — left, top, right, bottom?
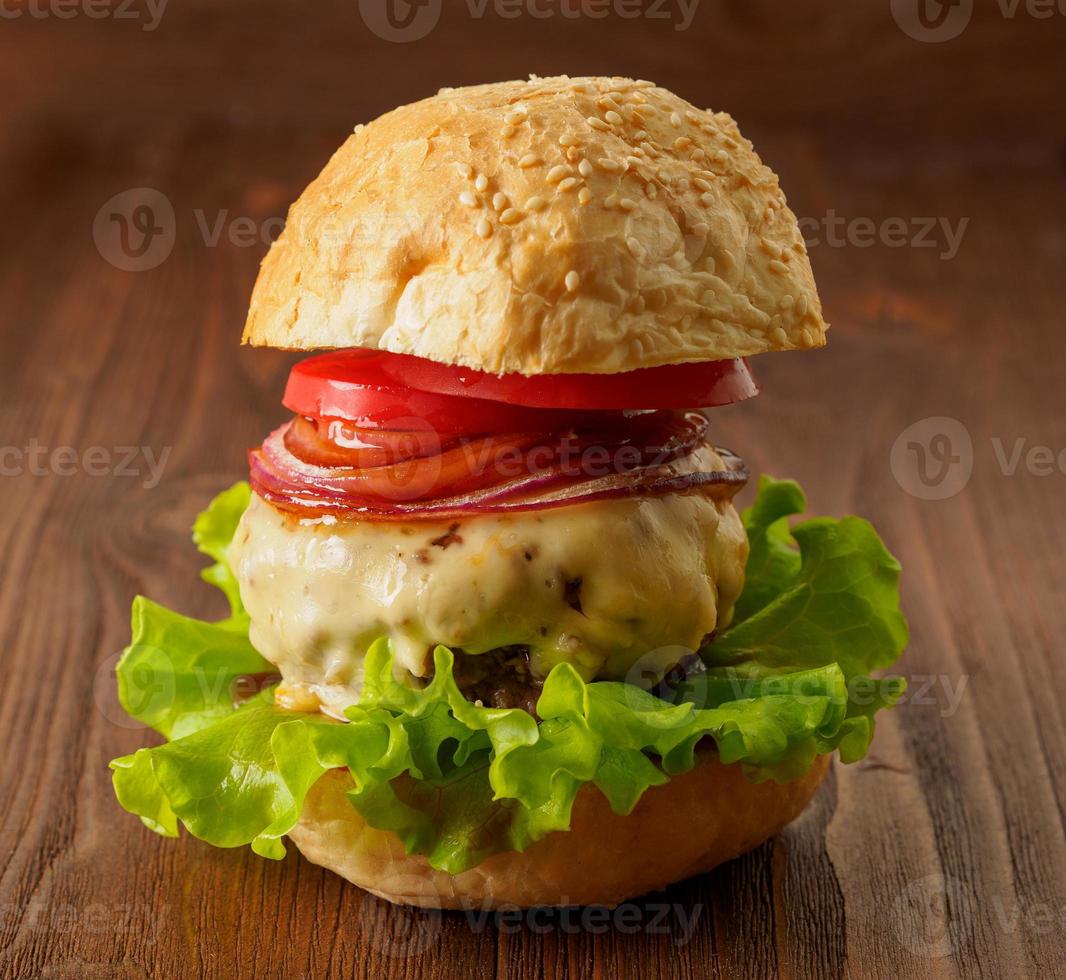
109, 478, 909, 874
117, 596, 274, 740
192, 481, 250, 619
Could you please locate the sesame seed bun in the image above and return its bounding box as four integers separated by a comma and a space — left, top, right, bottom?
287, 751, 830, 909
243, 76, 827, 375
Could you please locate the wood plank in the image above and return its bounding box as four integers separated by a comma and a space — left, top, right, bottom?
1, 4, 1065, 977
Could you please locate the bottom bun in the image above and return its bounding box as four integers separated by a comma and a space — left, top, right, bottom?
288, 751, 830, 909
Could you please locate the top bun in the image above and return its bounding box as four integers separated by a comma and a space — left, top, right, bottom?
244, 76, 827, 375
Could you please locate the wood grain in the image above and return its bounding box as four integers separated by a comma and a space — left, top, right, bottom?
1, 2, 1065, 977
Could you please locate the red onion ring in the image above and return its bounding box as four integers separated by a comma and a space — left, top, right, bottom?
248, 412, 748, 521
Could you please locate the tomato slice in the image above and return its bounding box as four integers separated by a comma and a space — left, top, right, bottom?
284, 355, 589, 434
284, 349, 758, 427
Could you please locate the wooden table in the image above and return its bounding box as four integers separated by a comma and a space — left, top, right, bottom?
2, 3, 1064, 977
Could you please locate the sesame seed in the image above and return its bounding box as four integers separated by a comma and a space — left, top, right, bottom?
769, 259, 789, 275
566, 146, 580, 162
587, 116, 610, 132
501, 125, 517, 138
625, 155, 642, 170
557, 176, 580, 192
500, 208, 523, 225
578, 160, 593, 177
619, 197, 637, 211
685, 110, 700, 123
771, 326, 788, 345
459, 191, 479, 208
691, 147, 706, 161
605, 109, 623, 126
693, 177, 713, 192
780, 294, 795, 309
800, 328, 814, 347
546, 165, 571, 184
714, 149, 729, 163
795, 295, 810, 317
692, 221, 709, 235
674, 136, 692, 151
492, 192, 508, 211
703, 256, 717, 273
565, 271, 580, 292
677, 178, 691, 191
645, 183, 657, 199
700, 192, 714, 207
525, 195, 548, 211
578, 187, 593, 205
670, 112, 682, 127
353, 123, 365, 134
475, 174, 489, 192
477, 218, 492, 239
597, 158, 623, 173
558, 133, 580, 147
633, 130, 648, 142
626, 236, 643, 257
518, 153, 542, 168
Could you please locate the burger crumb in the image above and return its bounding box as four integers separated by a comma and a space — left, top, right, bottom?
430, 523, 463, 549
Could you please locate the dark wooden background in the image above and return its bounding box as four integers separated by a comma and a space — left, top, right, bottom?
2, 1, 1065, 977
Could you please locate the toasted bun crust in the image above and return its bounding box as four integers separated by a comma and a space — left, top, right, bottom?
288, 752, 830, 909
244, 76, 827, 374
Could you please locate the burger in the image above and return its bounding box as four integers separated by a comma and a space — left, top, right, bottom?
110, 76, 908, 909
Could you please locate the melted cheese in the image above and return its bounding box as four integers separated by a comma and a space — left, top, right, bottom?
231, 476, 747, 716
